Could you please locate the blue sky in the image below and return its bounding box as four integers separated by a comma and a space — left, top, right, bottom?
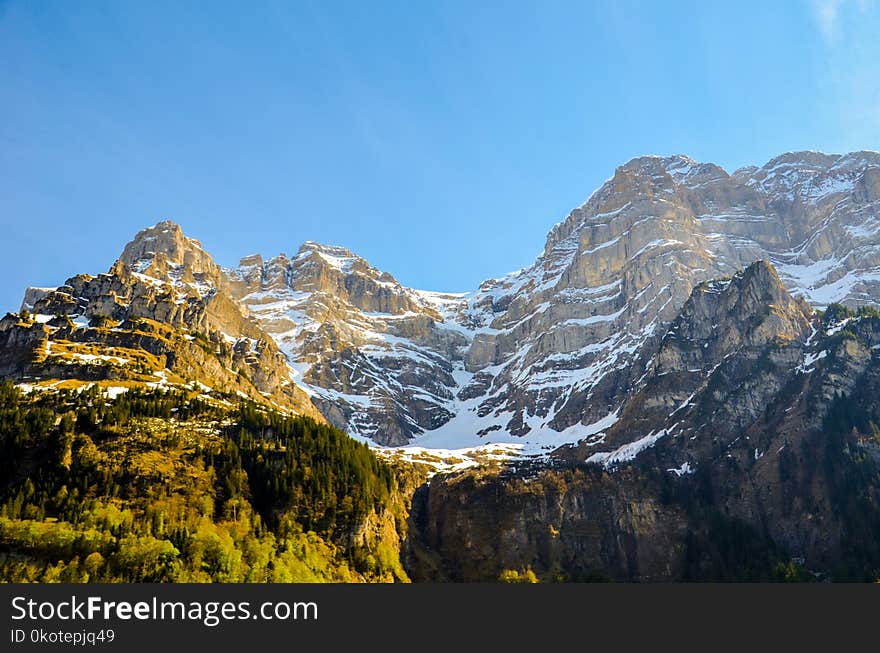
1, 1, 879, 312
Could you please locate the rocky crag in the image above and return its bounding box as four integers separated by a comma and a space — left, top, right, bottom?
4, 222, 320, 418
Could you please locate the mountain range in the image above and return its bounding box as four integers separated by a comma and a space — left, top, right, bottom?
12, 151, 880, 450
4, 150, 880, 580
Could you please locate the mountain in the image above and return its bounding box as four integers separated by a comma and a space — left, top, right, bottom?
579, 259, 813, 469
0, 222, 418, 581
404, 262, 880, 581
222, 150, 880, 452
7, 151, 880, 456
226, 243, 468, 446
5, 221, 321, 420
9, 151, 880, 454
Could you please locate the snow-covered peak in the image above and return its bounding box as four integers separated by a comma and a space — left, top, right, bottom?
291, 241, 407, 290
759, 150, 840, 171
755, 149, 880, 178
659, 154, 698, 174
608, 154, 732, 186
829, 150, 880, 173
748, 150, 879, 203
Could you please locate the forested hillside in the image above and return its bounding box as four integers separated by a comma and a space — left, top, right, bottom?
0, 382, 413, 582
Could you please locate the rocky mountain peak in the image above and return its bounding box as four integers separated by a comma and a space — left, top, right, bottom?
579, 258, 815, 471
293, 242, 368, 282
121, 220, 195, 262
291, 242, 402, 288
118, 219, 222, 286
278, 242, 429, 317
238, 253, 264, 269
761, 150, 840, 170
658, 260, 812, 373
748, 150, 880, 207
4, 219, 324, 420
297, 240, 357, 260
540, 154, 715, 261
619, 153, 696, 177
834, 150, 880, 172
729, 258, 794, 306
753, 149, 879, 175
603, 154, 732, 192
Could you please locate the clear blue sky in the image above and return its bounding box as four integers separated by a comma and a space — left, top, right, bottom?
2, 1, 879, 312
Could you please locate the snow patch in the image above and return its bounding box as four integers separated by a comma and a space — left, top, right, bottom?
667, 462, 695, 476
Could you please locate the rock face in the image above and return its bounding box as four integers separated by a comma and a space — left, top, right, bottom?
404, 466, 690, 581
227, 151, 880, 448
